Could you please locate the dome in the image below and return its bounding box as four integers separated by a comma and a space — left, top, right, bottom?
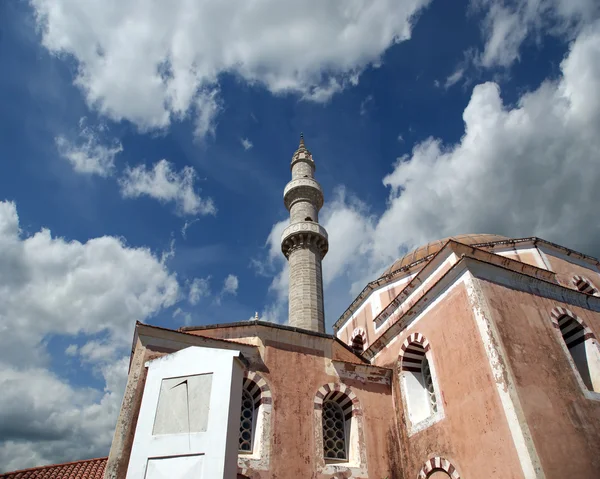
381, 234, 509, 277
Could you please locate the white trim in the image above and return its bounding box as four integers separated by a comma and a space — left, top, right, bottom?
490, 245, 548, 270
551, 318, 600, 401
538, 243, 600, 274
536, 247, 553, 271
465, 275, 545, 479
401, 348, 445, 436
374, 253, 459, 332
337, 273, 415, 334
372, 270, 470, 360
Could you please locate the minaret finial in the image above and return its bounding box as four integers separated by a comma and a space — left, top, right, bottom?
299, 132, 305, 148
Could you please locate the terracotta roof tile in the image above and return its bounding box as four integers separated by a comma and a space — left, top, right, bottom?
0, 457, 107, 479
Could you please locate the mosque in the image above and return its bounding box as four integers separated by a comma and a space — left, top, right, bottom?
3, 137, 600, 478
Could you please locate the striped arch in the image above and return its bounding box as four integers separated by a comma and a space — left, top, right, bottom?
314, 383, 361, 419
399, 332, 431, 372
550, 307, 596, 346
350, 327, 367, 351
417, 456, 461, 479
572, 275, 599, 295
243, 371, 272, 406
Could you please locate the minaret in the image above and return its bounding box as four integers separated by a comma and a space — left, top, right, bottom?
281, 134, 329, 332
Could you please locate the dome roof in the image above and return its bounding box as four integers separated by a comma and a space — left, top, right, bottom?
381, 234, 509, 277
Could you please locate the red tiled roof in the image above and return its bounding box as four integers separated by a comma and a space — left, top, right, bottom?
0, 457, 107, 479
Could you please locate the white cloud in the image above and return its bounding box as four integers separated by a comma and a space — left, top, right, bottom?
181, 218, 200, 239
241, 138, 253, 151
31, 0, 432, 136
442, 67, 465, 89
222, 274, 239, 296
360, 95, 374, 116
0, 200, 180, 470
55, 118, 122, 176
64, 344, 78, 356
474, 0, 598, 68
188, 276, 211, 305
193, 88, 222, 139
172, 307, 193, 326
119, 159, 216, 216
261, 20, 600, 327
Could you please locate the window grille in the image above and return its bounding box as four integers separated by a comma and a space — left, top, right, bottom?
422, 358, 437, 413
322, 400, 347, 460
239, 389, 254, 452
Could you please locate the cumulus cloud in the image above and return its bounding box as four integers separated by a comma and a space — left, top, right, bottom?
55, 118, 122, 176
222, 274, 239, 296
30, 0, 431, 136
474, 0, 598, 68
0, 201, 180, 470
193, 88, 222, 139
241, 138, 253, 151
119, 159, 216, 216
188, 276, 211, 305
261, 20, 600, 327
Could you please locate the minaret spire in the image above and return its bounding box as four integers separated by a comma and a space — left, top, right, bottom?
281, 134, 329, 332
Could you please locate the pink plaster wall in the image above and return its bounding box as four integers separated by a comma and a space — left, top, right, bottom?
373, 284, 524, 479
541, 249, 600, 291
479, 278, 600, 477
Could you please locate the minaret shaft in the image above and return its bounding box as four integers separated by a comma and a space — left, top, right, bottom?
281, 135, 328, 333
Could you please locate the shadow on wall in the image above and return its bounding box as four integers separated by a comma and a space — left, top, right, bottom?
385, 426, 404, 479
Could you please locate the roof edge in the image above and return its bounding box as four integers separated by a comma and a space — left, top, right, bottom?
1, 457, 107, 476
333, 236, 600, 332
180, 320, 369, 364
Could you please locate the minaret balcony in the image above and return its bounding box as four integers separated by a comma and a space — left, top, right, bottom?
283, 178, 324, 210
280, 221, 329, 258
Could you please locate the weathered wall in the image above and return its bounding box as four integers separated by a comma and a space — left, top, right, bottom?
187, 323, 364, 364
109, 324, 393, 479
373, 283, 524, 479
255, 343, 393, 479
190, 324, 394, 478
479, 278, 600, 478
540, 248, 600, 290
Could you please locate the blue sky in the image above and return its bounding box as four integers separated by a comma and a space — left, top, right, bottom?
1, 0, 600, 471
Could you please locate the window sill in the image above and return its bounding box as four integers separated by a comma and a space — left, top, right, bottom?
407, 411, 444, 437
583, 390, 600, 402
320, 461, 366, 476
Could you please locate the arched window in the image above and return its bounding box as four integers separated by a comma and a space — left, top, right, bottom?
417, 457, 461, 479
551, 308, 600, 393
238, 372, 273, 468
351, 335, 364, 352
349, 328, 367, 354
315, 384, 363, 466
322, 399, 347, 460
239, 388, 255, 452
572, 275, 600, 296
399, 333, 440, 428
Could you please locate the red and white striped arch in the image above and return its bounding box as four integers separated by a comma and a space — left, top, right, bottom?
550, 306, 596, 345
350, 327, 367, 351
243, 370, 272, 406
572, 275, 599, 295
314, 382, 361, 419
399, 332, 431, 372
417, 456, 461, 478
